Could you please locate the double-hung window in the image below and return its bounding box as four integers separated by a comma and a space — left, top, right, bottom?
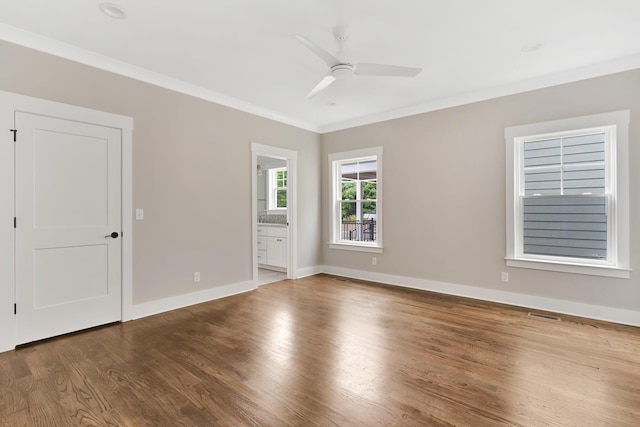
506, 111, 629, 278
329, 147, 383, 252
268, 167, 287, 211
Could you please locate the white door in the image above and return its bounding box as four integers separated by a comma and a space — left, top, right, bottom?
15, 112, 122, 345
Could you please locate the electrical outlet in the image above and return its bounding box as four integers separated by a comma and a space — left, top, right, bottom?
372, 257, 377, 266
194, 272, 201, 283
501, 272, 509, 283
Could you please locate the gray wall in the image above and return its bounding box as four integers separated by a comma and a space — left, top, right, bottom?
0, 40, 321, 304
3, 38, 639, 315
321, 69, 640, 311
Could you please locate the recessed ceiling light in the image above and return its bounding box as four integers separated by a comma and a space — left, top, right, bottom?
521, 43, 542, 53
99, 3, 127, 19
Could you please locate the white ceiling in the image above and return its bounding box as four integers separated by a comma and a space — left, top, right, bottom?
1, 0, 640, 133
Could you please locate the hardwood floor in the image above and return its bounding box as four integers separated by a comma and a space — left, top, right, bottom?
257, 268, 287, 286
1, 274, 639, 426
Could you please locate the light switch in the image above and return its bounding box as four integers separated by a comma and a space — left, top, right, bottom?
135, 209, 144, 220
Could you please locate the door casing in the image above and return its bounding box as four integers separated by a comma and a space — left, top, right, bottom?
251, 143, 297, 283
0, 90, 133, 353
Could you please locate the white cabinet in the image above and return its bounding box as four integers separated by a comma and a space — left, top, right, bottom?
267, 236, 286, 268
257, 226, 268, 266
257, 225, 287, 270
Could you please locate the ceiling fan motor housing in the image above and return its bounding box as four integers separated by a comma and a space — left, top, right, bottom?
295, 28, 421, 99
331, 64, 354, 79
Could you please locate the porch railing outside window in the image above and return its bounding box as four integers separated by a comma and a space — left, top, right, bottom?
341, 220, 376, 242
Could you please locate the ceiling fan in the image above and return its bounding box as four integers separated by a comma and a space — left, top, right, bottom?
294, 26, 422, 99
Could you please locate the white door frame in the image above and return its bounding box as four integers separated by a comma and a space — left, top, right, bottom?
0, 90, 133, 353
251, 143, 297, 283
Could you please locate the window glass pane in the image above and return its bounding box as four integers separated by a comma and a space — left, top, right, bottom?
276, 189, 287, 208
523, 196, 607, 260
524, 138, 561, 167
341, 201, 355, 220
340, 201, 376, 242
524, 170, 561, 195
363, 201, 376, 219
521, 131, 609, 262
563, 133, 605, 165
359, 160, 377, 180
276, 170, 287, 188
524, 133, 606, 196
361, 181, 377, 200
563, 165, 605, 195
341, 181, 356, 200
341, 162, 358, 180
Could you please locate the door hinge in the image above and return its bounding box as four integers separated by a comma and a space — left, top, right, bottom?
14, 217, 16, 228
10, 129, 17, 142
14, 304, 17, 315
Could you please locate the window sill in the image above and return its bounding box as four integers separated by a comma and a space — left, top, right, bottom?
505, 258, 630, 279
329, 243, 383, 254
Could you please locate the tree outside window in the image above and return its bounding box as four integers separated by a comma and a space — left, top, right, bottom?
269, 167, 287, 210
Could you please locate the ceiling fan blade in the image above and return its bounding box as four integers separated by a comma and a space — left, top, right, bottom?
306, 75, 336, 99
294, 35, 340, 68
354, 63, 422, 77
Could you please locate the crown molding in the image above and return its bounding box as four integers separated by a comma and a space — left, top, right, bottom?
0, 24, 320, 133
2, 23, 639, 135
318, 53, 640, 133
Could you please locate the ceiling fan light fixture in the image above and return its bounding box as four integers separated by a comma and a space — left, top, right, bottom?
99, 3, 127, 20
331, 64, 354, 79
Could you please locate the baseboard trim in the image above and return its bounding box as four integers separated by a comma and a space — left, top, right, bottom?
130, 280, 256, 320
321, 266, 640, 327
295, 265, 324, 279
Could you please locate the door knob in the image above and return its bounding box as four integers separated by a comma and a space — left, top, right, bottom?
105, 232, 119, 238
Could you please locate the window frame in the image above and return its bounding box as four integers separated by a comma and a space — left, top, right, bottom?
505, 111, 630, 278
268, 167, 287, 211
329, 147, 383, 253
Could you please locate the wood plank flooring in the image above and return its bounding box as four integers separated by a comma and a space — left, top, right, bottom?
1, 274, 639, 426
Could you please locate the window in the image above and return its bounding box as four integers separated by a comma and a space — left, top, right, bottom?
506, 111, 630, 278
329, 147, 383, 252
268, 167, 287, 210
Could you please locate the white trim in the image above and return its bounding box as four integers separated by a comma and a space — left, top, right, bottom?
318, 54, 640, 133
329, 243, 384, 253
121, 124, 134, 321
328, 147, 383, 252
506, 258, 630, 279
505, 110, 630, 276
0, 97, 15, 353
321, 266, 640, 327
296, 266, 324, 279
251, 143, 298, 283
130, 281, 255, 320
0, 24, 318, 133
5, 24, 639, 135
0, 90, 133, 353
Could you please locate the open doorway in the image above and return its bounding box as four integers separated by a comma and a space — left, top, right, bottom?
251, 143, 297, 286
256, 155, 287, 285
